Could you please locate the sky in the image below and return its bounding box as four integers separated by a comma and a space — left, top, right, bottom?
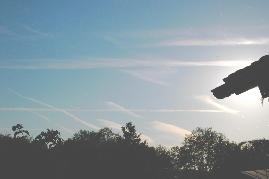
1, 0, 269, 146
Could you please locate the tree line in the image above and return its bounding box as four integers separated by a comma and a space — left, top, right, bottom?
0, 122, 268, 179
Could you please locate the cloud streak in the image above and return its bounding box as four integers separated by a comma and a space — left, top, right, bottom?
9, 89, 100, 130
198, 95, 239, 114
0, 107, 223, 113
118, 25, 269, 47
140, 134, 154, 145
0, 24, 51, 39
123, 69, 169, 86
22, 25, 50, 38
29, 111, 74, 134
106, 101, 143, 118
0, 58, 252, 70
116, 25, 269, 40
152, 121, 191, 138
0, 58, 251, 86
158, 37, 269, 47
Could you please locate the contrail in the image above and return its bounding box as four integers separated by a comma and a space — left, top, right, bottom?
0, 107, 222, 113
0, 58, 252, 70
106, 101, 144, 118
152, 121, 191, 138
8, 89, 100, 130
158, 37, 269, 47
197, 95, 239, 115
30, 111, 74, 134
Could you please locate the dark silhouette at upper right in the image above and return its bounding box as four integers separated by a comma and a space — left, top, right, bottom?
212, 55, 269, 100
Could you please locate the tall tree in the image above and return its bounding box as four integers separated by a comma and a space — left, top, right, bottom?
121, 122, 144, 145
175, 128, 236, 176
71, 127, 120, 144
12, 124, 29, 139
33, 129, 63, 149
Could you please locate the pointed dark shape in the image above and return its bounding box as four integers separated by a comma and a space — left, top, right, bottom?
212, 55, 269, 100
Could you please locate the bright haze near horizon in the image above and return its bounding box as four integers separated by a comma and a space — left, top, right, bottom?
1, 0, 269, 146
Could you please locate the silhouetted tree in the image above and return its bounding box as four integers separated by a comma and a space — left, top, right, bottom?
72, 129, 96, 141
121, 122, 144, 145
62, 123, 172, 179
238, 139, 269, 170
72, 127, 120, 144
33, 129, 63, 149
97, 127, 121, 143
174, 127, 237, 178
12, 124, 29, 139
0, 123, 265, 179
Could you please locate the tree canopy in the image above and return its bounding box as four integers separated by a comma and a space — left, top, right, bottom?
0, 123, 267, 179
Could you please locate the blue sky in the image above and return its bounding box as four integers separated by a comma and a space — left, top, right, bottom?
1, 0, 269, 146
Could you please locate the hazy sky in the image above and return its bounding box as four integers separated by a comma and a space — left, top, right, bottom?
1, 0, 269, 146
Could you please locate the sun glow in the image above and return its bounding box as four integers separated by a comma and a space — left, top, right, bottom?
230, 88, 262, 106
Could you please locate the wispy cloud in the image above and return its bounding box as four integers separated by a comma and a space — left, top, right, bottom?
0, 57, 250, 88
0, 107, 222, 113
111, 25, 269, 48
116, 25, 269, 39
123, 69, 169, 86
106, 101, 143, 119
152, 121, 191, 138
22, 25, 50, 38
0, 58, 252, 70
9, 89, 100, 130
121, 59, 249, 86
198, 95, 239, 114
0, 24, 51, 39
157, 37, 269, 47
121, 67, 178, 86
140, 134, 154, 145
145, 109, 222, 113
30, 111, 74, 134
29, 111, 50, 122
0, 58, 251, 86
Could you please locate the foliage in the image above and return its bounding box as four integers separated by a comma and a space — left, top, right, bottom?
121, 122, 144, 144
12, 124, 29, 139
72, 127, 120, 144
33, 129, 63, 149
0, 123, 268, 179
175, 128, 236, 173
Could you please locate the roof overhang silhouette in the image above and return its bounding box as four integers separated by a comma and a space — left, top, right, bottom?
212, 55, 269, 100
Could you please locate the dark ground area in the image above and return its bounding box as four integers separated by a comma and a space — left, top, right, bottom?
0, 123, 268, 179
